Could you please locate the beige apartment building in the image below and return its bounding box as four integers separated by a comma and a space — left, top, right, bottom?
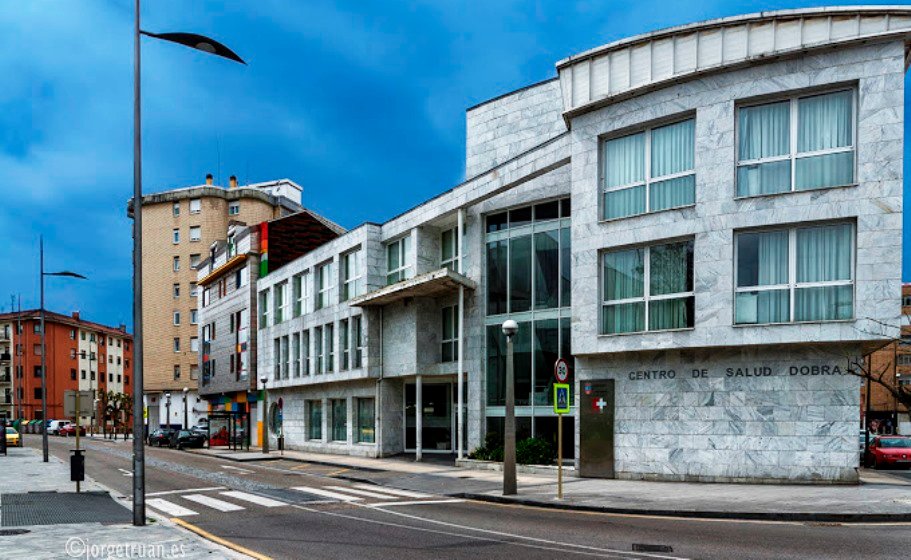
132, 174, 302, 429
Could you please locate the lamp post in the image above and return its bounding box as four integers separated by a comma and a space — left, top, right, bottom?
182, 386, 189, 429
129, 0, 245, 526
164, 392, 171, 431
260, 376, 269, 454
39, 236, 87, 462
501, 319, 518, 495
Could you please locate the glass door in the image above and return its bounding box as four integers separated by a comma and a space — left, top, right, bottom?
405, 382, 452, 452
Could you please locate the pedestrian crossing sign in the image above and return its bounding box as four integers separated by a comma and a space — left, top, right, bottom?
553, 383, 570, 414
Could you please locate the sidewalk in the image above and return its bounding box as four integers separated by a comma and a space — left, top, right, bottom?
196, 446, 911, 522
0, 447, 253, 559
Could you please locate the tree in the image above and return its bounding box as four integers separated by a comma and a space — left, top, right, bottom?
841, 317, 911, 414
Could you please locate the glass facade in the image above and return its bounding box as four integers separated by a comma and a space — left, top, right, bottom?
485, 199, 574, 453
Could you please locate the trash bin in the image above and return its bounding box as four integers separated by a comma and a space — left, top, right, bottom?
70, 450, 85, 482
277, 436, 284, 451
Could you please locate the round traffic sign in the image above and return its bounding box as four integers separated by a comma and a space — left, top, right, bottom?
554, 358, 570, 383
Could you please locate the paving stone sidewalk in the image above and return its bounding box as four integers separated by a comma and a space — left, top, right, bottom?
0, 447, 251, 560
198, 447, 911, 521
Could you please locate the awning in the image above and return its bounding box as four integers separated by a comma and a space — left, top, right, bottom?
350, 268, 476, 307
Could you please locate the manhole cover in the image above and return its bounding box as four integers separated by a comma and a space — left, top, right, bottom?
1, 492, 131, 527
0, 529, 30, 536
632, 544, 674, 553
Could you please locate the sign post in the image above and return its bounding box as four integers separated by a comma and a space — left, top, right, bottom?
64, 390, 92, 492
553, 380, 571, 500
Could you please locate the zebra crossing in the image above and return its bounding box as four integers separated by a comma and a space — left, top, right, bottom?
144, 484, 461, 517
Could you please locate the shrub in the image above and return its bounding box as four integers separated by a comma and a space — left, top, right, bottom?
516, 437, 554, 465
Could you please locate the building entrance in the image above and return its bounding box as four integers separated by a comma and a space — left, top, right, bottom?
405, 381, 453, 453
579, 379, 615, 478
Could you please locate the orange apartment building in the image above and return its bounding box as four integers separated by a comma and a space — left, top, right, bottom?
0, 310, 133, 426
862, 283, 911, 435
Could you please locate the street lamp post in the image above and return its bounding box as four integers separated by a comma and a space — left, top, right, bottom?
129, 0, 245, 526
260, 376, 269, 454
182, 386, 189, 429
164, 392, 171, 431
39, 236, 87, 462
501, 319, 518, 495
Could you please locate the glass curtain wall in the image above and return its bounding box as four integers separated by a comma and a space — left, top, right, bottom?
485, 198, 574, 456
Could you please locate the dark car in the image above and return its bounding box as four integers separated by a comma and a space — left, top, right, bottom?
170, 429, 206, 450
865, 436, 911, 469
148, 428, 175, 447
59, 424, 86, 437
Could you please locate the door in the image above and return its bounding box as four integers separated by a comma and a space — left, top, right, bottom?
579, 379, 615, 478
405, 382, 453, 452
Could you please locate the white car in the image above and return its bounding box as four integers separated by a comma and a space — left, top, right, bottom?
47, 420, 69, 435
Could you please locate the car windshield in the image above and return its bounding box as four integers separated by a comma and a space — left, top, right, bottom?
878, 438, 911, 448
5, 428, 15, 434
179, 431, 190, 437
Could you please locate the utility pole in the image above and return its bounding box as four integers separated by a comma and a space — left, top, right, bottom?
501, 319, 517, 495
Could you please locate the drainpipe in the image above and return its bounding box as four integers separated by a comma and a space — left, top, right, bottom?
377, 307, 384, 457
457, 208, 465, 459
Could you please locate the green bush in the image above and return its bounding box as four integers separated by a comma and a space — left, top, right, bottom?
516, 437, 554, 465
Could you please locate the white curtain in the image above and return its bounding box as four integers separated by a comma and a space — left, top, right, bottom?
737, 101, 790, 196
604, 186, 645, 219
796, 90, 853, 190
648, 241, 693, 330
651, 120, 694, 177
797, 223, 852, 283
602, 249, 644, 333
604, 133, 644, 188
735, 231, 789, 324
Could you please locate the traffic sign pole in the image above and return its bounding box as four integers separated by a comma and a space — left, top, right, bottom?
557, 413, 563, 499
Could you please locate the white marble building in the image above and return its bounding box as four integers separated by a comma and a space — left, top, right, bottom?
257, 7, 907, 482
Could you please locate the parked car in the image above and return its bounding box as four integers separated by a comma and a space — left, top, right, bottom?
147, 429, 175, 447
189, 424, 209, 436
47, 420, 68, 435
5, 427, 21, 447
865, 436, 911, 470
170, 430, 206, 450
59, 423, 86, 437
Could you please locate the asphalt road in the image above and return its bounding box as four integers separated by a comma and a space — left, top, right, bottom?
35, 436, 911, 560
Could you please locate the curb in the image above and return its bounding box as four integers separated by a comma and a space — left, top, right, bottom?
454, 493, 911, 523
184, 449, 386, 472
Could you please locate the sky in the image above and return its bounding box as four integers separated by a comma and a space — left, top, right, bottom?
2, 0, 909, 330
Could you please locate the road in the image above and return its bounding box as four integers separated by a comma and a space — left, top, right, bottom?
33, 436, 911, 560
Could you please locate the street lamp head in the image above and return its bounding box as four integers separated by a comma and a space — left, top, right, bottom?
260, 376, 268, 386
502, 319, 518, 338
45, 270, 88, 279
183, 387, 189, 394
164, 392, 171, 400
140, 31, 246, 65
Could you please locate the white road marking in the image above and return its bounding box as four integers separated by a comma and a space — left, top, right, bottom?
369, 499, 465, 508
183, 494, 246, 512
146, 486, 227, 497
292, 503, 688, 560
220, 490, 287, 508
291, 486, 364, 501
118, 468, 133, 477
146, 498, 198, 517
352, 484, 432, 499
325, 485, 405, 500
220, 464, 255, 474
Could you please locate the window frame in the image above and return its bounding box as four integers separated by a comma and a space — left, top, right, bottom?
600, 117, 696, 221
441, 305, 459, 362
340, 318, 349, 370
228, 201, 240, 216
386, 236, 413, 285
341, 249, 364, 301
316, 261, 334, 309
734, 87, 857, 198
733, 221, 855, 326
352, 315, 364, 369
172, 228, 180, 244
600, 238, 695, 335
441, 227, 459, 271
189, 226, 201, 242
189, 198, 201, 214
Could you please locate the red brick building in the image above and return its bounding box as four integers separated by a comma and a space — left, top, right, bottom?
861, 283, 911, 434
0, 310, 133, 423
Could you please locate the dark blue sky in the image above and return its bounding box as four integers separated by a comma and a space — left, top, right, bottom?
3, 1, 908, 329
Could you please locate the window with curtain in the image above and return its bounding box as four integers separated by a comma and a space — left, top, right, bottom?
602, 119, 695, 220
441, 305, 458, 362
601, 240, 694, 334
357, 398, 375, 443
331, 399, 347, 441
737, 89, 854, 197
735, 222, 853, 324
308, 400, 322, 440
386, 236, 413, 285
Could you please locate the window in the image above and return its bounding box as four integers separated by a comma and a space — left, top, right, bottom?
190, 254, 201, 269
189, 198, 201, 214
273, 338, 281, 379
173, 337, 181, 352
293, 274, 303, 317
173, 283, 180, 298
386, 236, 413, 285
903, 295, 911, 307
316, 261, 334, 309
281, 335, 290, 379
331, 399, 347, 441
190, 282, 198, 298
70, 368, 77, 381
340, 319, 349, 370
34, 323, 41, 334
897, 354, 911, 366
173, 228, 180, 244
190, 337, 199, 353
172, 202, 180, 216
314, 326, 324, 374
109, 373, 113, 382
173, 311, 181, 326
81, 369, 86, 380
601, 239, 695, 334
235, 268, 246, 289
190, 309, 198, 325
341, 249, 364, 300
189, 226, 201, 242
202, 287, 211, 307
735, 222, 854, 324
302, 330, 311, 375
352, 315, 364, 368
441, 228, 459, 271
308, 400, 323, 440
259, 290, 270, 329
228, 202, 240, 216
737, 89, 855, 197
357, 398, 375, 443
441, 305, 459, 362
602, 118, 695, 220
173, 365, 181, 380
292, 333, 301, 377
69, 349, 76, 359
326, 323, 335, 373
69, 329, 76, 340
34, 387, 43, 400
33, 344, 41, 356
173, 256, 180, 272
273, 282, 288, 324
108, 355, 113, 364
